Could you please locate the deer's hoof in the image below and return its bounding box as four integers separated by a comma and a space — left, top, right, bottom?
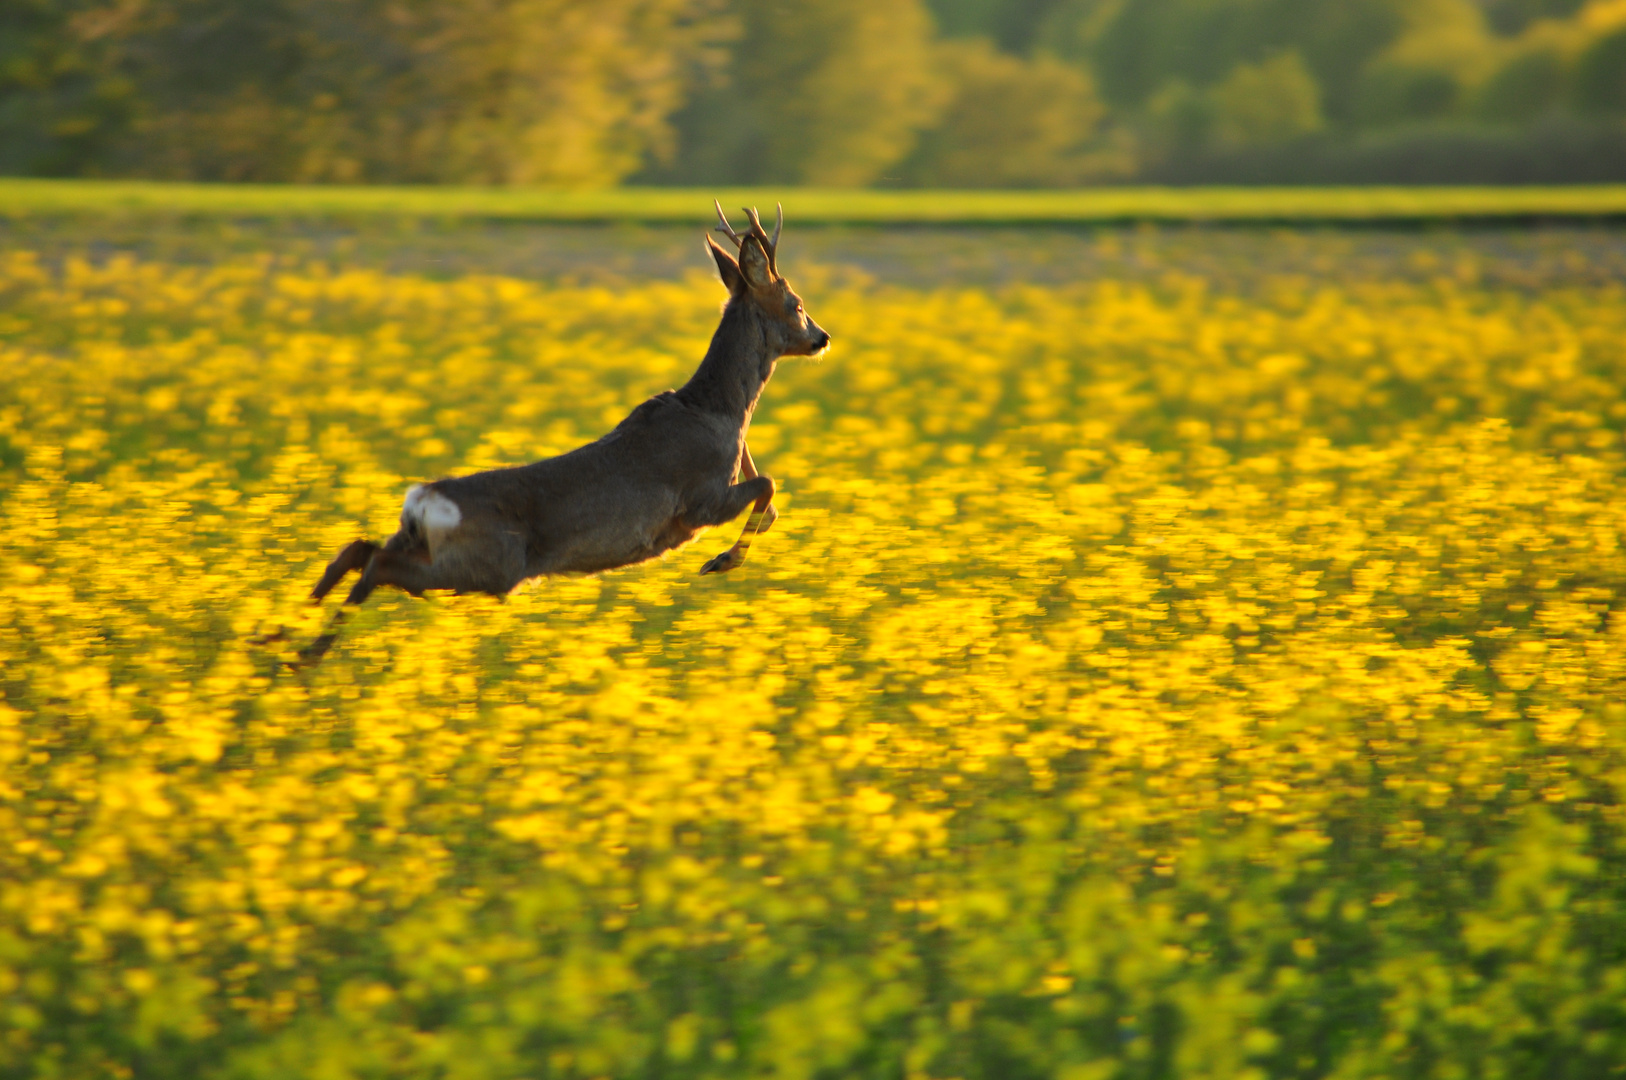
700, 548, 743, 575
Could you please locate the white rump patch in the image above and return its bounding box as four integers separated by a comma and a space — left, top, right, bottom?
402, 484, 462, 554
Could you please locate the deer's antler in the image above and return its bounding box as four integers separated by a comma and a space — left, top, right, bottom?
716, 201, 782, 276
741, 205, 781, 275
714, 201, 746, 246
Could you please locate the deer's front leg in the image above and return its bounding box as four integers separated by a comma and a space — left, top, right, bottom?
699, 475, 775, 575
739, 441, 777, 534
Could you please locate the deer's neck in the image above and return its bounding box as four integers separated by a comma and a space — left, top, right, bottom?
678, 302, 776, 425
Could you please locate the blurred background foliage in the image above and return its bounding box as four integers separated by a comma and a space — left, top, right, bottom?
5, 0, 1626, 186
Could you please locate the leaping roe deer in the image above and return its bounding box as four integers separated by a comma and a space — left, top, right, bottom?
310, 202, 829, 608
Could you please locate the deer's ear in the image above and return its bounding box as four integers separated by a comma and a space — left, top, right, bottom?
738, 234, 774, 290
707, 235, 744, 294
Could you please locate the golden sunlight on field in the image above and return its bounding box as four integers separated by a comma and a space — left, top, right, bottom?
4, 245, 1626, 1078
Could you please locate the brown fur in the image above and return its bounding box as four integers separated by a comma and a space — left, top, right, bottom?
311, 204, 829, 606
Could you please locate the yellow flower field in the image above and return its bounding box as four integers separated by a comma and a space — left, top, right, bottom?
3, 240, 1626, 1079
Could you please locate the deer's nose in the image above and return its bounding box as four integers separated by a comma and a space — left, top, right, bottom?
812, 330, 831, 351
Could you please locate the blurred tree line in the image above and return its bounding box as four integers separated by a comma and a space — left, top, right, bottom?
5, 0, 1626, 185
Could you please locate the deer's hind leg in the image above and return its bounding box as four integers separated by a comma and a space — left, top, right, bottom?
699, 475, 776, 575
345, 534, 434, 605
311, 540, 378, 601
347, 527, 526, 604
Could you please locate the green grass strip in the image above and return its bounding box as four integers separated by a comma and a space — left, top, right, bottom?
5, 179, 1626, 223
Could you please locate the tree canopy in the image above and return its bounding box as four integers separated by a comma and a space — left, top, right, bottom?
6, 0, 1626, 184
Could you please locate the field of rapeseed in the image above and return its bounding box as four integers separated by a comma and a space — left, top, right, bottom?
4, 229, 1626, 1080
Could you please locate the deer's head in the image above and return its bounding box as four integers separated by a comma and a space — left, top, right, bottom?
707, 203, 831, 358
